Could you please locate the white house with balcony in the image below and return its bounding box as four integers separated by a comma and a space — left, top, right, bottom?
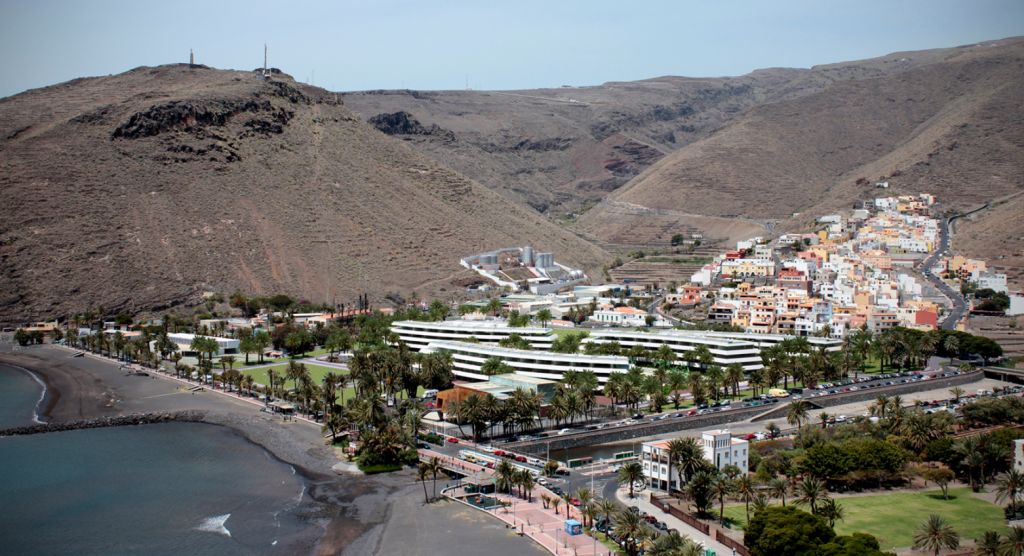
641, 430, 749, 492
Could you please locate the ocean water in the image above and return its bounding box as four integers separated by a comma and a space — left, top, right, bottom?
0, 362, 45, 428
0, 421, 317, 555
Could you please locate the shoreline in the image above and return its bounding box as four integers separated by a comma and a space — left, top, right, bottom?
0, 360, 52, 424
0, 344, 548, 556
0, 345, 408, 556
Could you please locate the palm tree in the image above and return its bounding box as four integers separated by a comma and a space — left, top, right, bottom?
647, 530, 704, 556
618, 462, 644, 498
750, 493, 770, 516
573, 487, 593, 525
949, 386, 964, 403
768, 477, 789, 506
818, 498, 844, 528
819, 411, 830, 429
705, 365, 726, 400
711, 475, 734, 524
520, 469, 535, 502
535, 308, 552, 327
550, 497, 562, 519
1000, 526, 1024, 556
667, 437, 704, 492
735, 475, 757, 522
417, 463, 431, 504
495, 460, 515, 495
795, 476, 827, 514
942, 334, 960, 363
323, 410, 348, 444
913, 514, 959, 556
851, 328, 873, 377
995, 470, 1024, 509
614, 507, 646, 556
595, 497, 616, 529
975, 531, 1003, 556
958, 437, 988, 492
480, 357, 514, 376
723, 363, 743, 399
787, 400, 810, 428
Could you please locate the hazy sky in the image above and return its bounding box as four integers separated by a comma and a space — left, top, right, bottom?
2, 0, 1022, 98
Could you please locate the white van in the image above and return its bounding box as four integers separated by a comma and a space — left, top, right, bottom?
423, 389, 439, 399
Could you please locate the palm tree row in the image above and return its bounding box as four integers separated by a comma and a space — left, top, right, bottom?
448, 387, 543, 440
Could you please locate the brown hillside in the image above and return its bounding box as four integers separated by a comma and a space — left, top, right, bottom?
577, 38, 1024, 265
952, 193, 1024, 288
0, 65, 608, 323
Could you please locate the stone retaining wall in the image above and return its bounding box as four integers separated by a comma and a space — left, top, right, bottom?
0, 410, 207, 437
750, 371, 984, 422
510, 404, 770, 454
510, 372, 985, 453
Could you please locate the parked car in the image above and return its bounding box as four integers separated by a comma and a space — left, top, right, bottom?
446, 437, 459, 444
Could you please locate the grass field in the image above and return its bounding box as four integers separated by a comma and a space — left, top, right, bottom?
723, 488, 1006, 549
237, 347, 333, 366
240, 362, 344, 386
239, 364, 424, 404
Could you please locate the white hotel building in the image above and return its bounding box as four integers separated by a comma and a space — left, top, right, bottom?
391, 319, 556, 351
153, 333, 240, 359
420, 340, 630, 383
641, 430, 749, 492
584, 329, 765, 372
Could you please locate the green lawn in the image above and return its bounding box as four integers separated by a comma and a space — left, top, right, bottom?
239, 364, 424, 405
240, 362, 345, 386
238, 347, 333, 366
723, 488, 1007, 549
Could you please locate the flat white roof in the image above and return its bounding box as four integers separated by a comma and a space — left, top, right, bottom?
167, 333, 238, 343
587, 328, 755, 348
393, 319, 552, 334
425, 340, 628, 364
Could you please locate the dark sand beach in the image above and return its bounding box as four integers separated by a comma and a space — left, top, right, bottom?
0, 344, 546, 556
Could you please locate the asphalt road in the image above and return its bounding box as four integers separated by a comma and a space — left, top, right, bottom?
919, 214, 967, 330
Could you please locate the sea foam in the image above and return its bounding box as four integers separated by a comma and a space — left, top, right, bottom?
196, 514, 232, 537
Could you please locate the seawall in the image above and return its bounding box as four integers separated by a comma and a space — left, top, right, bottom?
0, 410, 207, 437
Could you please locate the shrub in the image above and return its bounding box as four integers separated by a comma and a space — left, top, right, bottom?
745, 506, 835, 556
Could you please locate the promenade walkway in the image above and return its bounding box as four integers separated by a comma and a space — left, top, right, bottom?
446, 484, 611, 556
56, 345, 325, 428
615, 486, 733, 556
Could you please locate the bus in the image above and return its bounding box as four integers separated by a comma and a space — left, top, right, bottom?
567, 456, 593, 469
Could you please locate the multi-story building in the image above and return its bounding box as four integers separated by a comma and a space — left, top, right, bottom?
391, 319, 555, 351
641, 430, 749, 492
156, 333, 240, 359
584, 329, 764, 371
420, 340, 630, 383
701, 429, 749, 474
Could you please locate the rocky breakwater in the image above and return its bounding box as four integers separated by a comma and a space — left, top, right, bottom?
0, 410, 207, 437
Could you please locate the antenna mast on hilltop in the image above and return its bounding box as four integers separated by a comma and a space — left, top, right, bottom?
263, 44, 270, 78
189, 49, 194, 65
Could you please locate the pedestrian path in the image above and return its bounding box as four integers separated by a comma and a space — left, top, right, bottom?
615, 486, 733, 555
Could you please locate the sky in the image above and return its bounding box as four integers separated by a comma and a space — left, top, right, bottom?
1, 0, 1022, 98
